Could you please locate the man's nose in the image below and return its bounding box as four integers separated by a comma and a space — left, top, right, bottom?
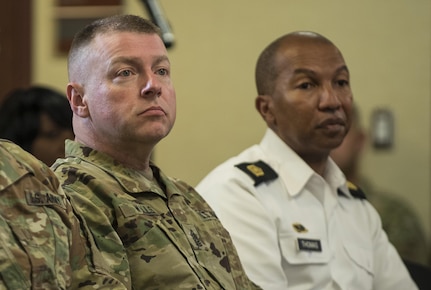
319, 84, 342, 110
140, 75, 162, 98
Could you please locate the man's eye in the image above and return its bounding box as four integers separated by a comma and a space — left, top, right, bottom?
157, 68, 168, 76
336, 80, 349, 87
298, 82, 313, 89
119, 70, 132, 77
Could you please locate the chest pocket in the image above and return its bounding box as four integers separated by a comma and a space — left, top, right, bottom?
343, 243, 374, 288
182, 217, 237, 290
116, 199, 236, 289
344, 243, 373, 273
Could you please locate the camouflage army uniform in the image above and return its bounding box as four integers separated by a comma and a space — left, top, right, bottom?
52, 140, 260, 290
0, 139, 128, 289
360, 180, 429, 266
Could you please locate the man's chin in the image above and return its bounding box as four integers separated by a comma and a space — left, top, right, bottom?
141, 128, 171, 143
324, 137, 345, 151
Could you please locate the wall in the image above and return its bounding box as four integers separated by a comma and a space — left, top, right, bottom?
33, 0, 431, 251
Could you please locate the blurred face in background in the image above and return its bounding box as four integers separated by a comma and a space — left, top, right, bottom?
330, 108, 366, 181
31, 113, 74, 166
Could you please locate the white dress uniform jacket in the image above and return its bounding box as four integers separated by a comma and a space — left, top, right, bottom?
196, 128, 417, 290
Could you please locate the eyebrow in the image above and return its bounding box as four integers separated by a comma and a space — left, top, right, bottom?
153, 55, 170, 66
110, 55, 170, 68
110, 56, 141, 68
293, 65, 349, 76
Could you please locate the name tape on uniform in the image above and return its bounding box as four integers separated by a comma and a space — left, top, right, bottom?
297, 238, 322, 252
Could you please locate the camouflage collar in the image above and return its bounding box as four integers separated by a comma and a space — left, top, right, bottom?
63, 140, 182, 199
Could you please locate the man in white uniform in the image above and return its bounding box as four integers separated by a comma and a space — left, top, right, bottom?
196, 31, 417, 290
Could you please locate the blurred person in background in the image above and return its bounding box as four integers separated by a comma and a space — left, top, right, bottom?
330, 105, 431, 289
0, 85, 74, 166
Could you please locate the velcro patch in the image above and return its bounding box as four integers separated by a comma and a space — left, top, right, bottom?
25, 190, 65, 209
119, 203, 158, 218
183, 224, 204, 250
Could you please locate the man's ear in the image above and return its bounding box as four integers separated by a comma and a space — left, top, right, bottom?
255, 94, 275, 125
67, 83, 89, 117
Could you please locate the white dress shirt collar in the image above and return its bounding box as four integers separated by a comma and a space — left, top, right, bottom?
259, 128, 348, 199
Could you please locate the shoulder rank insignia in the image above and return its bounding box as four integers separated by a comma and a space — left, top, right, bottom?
235, 160, 278, 186
341, 181, 367, 200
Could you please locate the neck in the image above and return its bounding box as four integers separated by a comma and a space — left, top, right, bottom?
300, 154, 329, 176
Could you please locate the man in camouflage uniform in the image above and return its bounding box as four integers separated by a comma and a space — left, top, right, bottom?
52, 15, 259, 289
0, 139, 127, 289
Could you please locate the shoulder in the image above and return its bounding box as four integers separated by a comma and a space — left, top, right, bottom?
199, 145, 272, 185
346, 181, 367, 200
196, 159, 280, 211
0, 139, 60, 192
0, 139, 38, 174
338, 182, 381, 223
234, 160, 278, 186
